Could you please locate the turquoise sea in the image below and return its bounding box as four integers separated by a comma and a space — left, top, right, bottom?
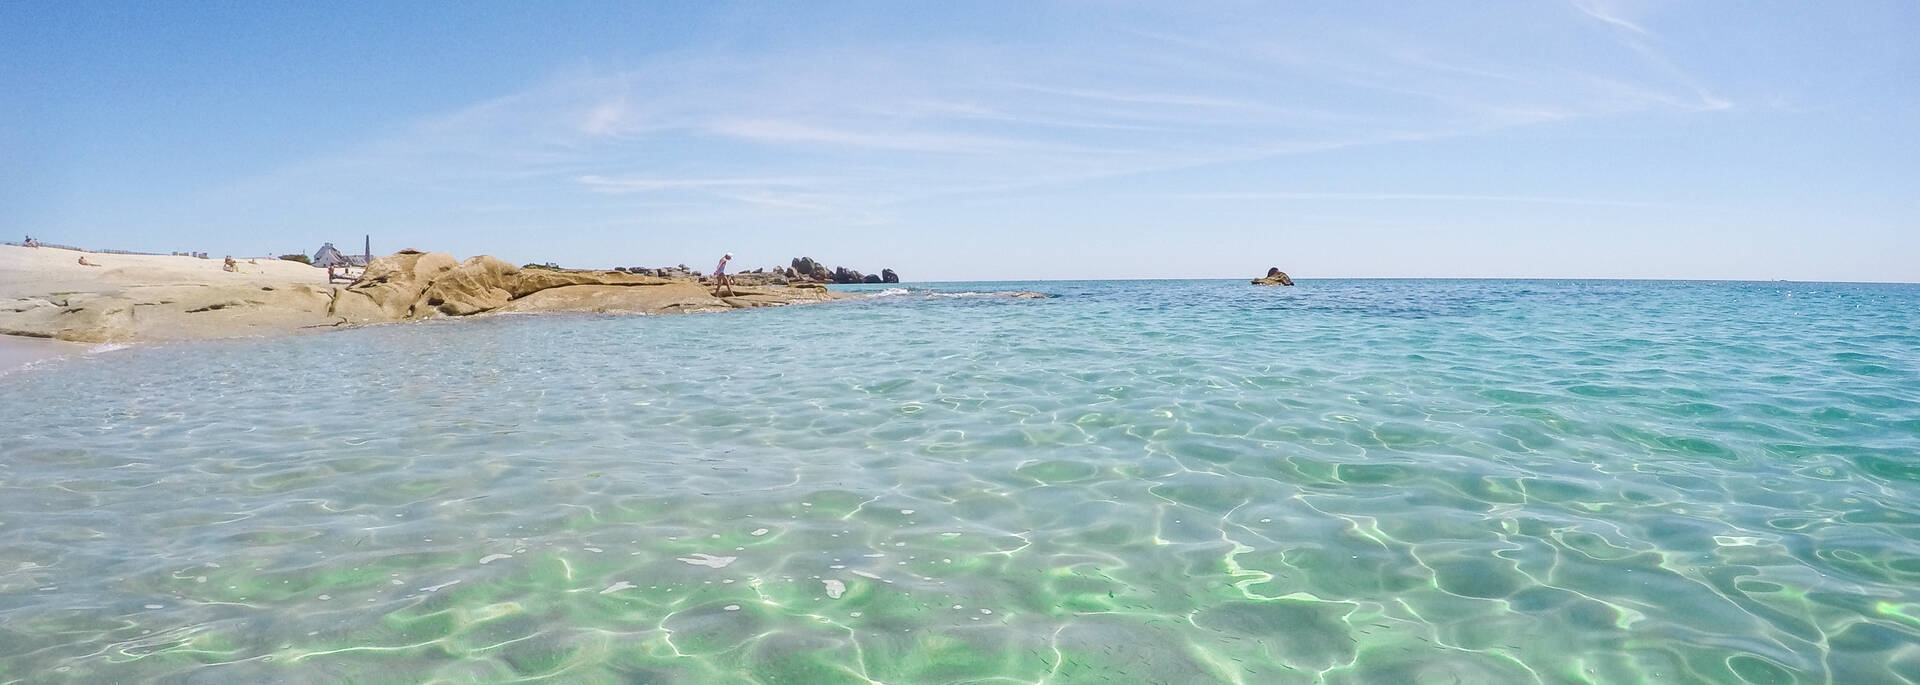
3, 279, 1919, 684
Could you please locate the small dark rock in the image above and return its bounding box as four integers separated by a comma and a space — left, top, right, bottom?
1252, 267, 1294, 286
881, 268, 899, 283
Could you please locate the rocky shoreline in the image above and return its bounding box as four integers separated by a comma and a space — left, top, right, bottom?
616, 256, 900, 286
0, 249, 859, 343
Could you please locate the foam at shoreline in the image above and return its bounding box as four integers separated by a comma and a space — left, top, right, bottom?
0, 334, 94, 376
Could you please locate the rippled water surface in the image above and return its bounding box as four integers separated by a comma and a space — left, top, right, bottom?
4, 279, 1920, 683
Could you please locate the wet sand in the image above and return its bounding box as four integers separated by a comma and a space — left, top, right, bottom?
0, 334, 93, 375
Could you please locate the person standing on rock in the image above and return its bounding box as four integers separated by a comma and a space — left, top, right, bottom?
712, 252, 735, 297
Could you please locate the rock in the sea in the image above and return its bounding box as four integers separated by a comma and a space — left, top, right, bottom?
862, 274, 882, 284
1252, 267, 1294, 286
881, 268, 899, 283
832, 267, 864, 284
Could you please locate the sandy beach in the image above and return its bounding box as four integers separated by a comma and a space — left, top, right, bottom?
0, 244, 856, 344
0, 244, 353, 343
0, 245, 332, 297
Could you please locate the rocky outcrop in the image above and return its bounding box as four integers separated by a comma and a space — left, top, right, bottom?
791, 257, 828, 282
418, 255, 517, 316
329, 250, 457, 320
779, 257, 897, 284
1, 284, 338, 343
339, 252, 791, 320
0, 250, 856, 342
1252, 268, 1294, 286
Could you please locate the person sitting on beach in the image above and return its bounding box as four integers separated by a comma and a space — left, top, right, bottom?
78, 256, 100, 267
223, 256, 238, 272
23, 236, 38, 248
712, 252, 735, 297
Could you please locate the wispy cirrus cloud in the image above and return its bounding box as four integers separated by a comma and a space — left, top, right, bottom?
1569, 0, 1651, 35
1564, 0, 1731, 111
214, 3, 1739, 236
575, 175, 825, 194
1165, 192, 1669, 208
701, 118, 1104, 155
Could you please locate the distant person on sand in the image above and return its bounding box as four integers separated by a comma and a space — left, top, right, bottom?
712, 252, 734, 297
327, 264, 353, 282
223, 256, 238, 272
78, 256, 100, 267
23, 236, 38, 247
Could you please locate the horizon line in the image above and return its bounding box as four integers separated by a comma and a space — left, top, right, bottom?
884, 276, 1920, 286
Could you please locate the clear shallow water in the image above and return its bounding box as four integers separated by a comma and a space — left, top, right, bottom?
3, 279, 1919, 684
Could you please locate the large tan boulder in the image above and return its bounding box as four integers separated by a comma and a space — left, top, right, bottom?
326, 255, 681, 320
418, 256, 519, 317
331, 251, 457, 320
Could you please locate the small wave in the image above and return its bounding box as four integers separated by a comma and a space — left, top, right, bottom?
0, 338, 119, 377
857, 288, 1045, 300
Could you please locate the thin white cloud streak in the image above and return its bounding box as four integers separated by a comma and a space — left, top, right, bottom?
1565, 0, 1731, 111
1001, 83, 1269, 111
702, 118, 1113, 155
1166, 192, 1669, 208
212, 4, 1739, 232
576, 175, 825, 194
1569, 0, 1650, 35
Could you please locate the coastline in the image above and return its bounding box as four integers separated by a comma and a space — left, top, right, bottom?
0, 245, 861, 344
0, 334, 95, 375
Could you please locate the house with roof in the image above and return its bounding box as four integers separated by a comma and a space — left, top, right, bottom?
311, 242, 370, 268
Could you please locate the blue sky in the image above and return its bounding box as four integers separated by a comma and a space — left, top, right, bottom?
4, 1, 1916, 281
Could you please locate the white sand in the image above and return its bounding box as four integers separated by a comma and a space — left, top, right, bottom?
0, 244, 335, 299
